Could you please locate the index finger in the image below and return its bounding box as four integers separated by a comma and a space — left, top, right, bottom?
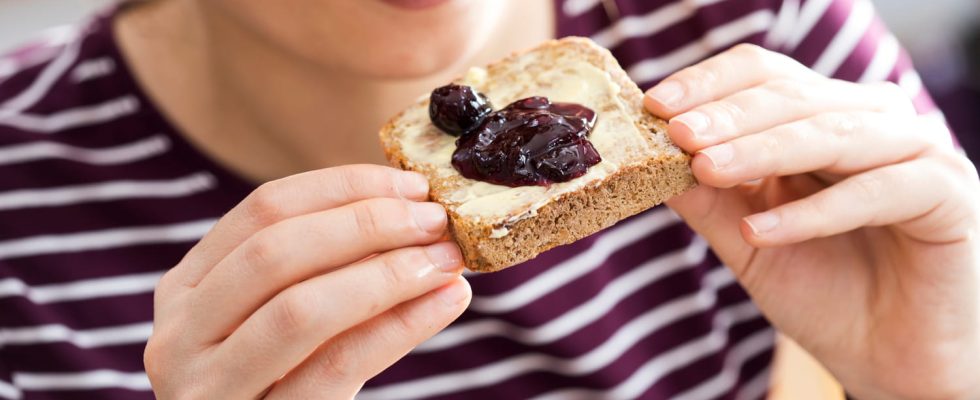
166, 164, 429, 290
643, 43, 819, 118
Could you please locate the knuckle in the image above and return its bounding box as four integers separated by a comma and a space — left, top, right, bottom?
849, 173, 887, 203
240, 231, 283, 271
755, 132, 782, 158
873, 81, 915, 113
378, 248, 429, 288
936, 153, 978, 181
144, 332, 211, 399
154, 269, 179, 299
244, 182, 287, 226
388, 303, 422, 337
351, 199, 420, 238
701, 101, 744, 131
801, 196, 841, 238
918, 137, 946, 158
350, 200, 387, 237
335, 164, 401, 193
916, 115, 955, 149
956, 157, 979, 180
678, 65, 718, 92
804, 194, 833, 227
152, 270, 186, 312
315, 345, 357, 381
269, 289, 318, 340
876, 80, 903, 95
391, 200, 423, 235
732, 43, 769, 62
142, 335, 167, 379
814, 112, 862, 141
731, 43, 813, 78
920, 161, 980, 214
743, 135, 783, 177
332, 165, 367, 199
763, 78, 809, 102
732, 43, 783, 72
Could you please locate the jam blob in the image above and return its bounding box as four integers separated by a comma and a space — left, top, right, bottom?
449, 96, 601, 187
429, 84, 494, 136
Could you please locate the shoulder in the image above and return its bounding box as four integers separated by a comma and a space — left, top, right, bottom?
0, 17, 136, 137
561, 0, 785, 86
0, 13, 169, 191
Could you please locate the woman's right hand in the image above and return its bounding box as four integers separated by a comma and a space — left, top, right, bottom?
144, 164, 470, 399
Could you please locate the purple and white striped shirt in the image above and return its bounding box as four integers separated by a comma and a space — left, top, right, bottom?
0, 1, 937, 399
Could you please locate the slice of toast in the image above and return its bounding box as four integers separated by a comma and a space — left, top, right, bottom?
379, 37, 696, 272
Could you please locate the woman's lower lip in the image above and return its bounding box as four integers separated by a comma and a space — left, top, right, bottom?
380, 0, 453, 10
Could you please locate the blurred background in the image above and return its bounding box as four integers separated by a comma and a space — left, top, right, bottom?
1, 0, 978, 161
0, 0, 111, 51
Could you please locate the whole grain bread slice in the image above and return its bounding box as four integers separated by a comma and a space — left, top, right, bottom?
379, 37, 696, 272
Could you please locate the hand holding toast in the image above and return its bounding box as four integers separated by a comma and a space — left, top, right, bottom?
144, 165, 470, 399
646, 43, 980, 400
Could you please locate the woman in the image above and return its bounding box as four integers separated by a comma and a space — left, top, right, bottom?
0, 0, 977, 399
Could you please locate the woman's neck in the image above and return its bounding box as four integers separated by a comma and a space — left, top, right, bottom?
114, 0, 555, 183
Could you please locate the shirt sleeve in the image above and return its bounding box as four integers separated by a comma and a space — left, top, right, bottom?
763, 0, 940, 118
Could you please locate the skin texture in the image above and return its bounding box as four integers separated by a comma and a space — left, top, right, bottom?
646, 43, 980, 400
117, 0, 980, 398
202, 0, 506, 79
146, 165, 472, 399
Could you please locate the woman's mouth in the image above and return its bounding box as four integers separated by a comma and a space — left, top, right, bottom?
379, 0, 454, 11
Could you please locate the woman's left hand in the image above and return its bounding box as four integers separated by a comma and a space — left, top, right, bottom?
645, 43, 980, 400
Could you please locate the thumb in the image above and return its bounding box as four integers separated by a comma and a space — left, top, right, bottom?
666, 184, 757, 275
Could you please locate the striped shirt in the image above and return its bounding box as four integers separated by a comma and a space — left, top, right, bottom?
0, 1, 938, 399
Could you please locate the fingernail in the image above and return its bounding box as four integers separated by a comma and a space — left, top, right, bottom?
396, 172, 429, 199
646, 80, 685, 107
698, 143, 734, 169
424, 241, 463, 273
409, 202, 447, 234
674, 111, 710, 137
745, 212, 780, 235
434, 278, 469, 307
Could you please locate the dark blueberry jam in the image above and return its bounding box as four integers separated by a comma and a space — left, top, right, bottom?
448, 95, 601, 187
429, 84, 494, 136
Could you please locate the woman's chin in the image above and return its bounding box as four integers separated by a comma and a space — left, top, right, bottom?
340, 41, 480, 80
